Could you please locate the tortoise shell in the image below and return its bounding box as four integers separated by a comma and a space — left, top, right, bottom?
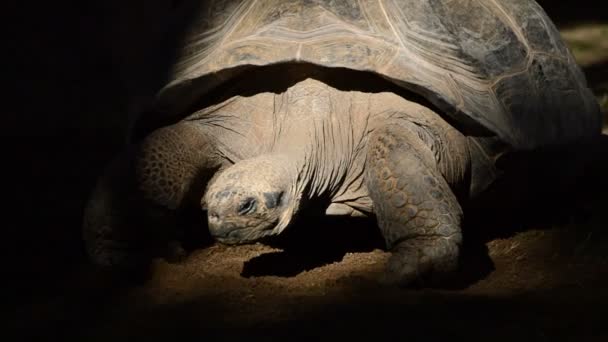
151, 0, 601, 149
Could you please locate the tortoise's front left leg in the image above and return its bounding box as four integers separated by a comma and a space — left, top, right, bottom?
366, 122, 467, 287
83, 122, 222, 269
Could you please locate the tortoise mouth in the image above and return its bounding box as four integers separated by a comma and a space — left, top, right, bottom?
209, 219, 279, 245
213, 226, 277, 245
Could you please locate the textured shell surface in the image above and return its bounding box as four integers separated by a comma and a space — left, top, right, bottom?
155, 0, 602, 149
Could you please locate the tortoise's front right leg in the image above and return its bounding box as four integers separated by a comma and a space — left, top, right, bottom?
83, 123, 222, 269
366, 123, 465, 287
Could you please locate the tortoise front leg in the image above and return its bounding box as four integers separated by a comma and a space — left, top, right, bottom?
366, 123, 464, 287
83, 122, 222, 269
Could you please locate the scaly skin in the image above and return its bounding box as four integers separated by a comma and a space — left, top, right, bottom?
82, 147, 168, 268
136, 123, 222, 210
366, 123, 464, 286
83, 122, 223, 269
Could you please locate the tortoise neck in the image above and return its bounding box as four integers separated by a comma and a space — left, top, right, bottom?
265, 148, 340, 205
255, 150, 331, 208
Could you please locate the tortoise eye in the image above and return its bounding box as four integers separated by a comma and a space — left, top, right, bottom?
237, 197, 257, 215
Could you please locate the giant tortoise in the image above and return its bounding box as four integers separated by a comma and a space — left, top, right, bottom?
83, 0, 602, 286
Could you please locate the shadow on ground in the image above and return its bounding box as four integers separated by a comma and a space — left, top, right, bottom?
78, 288, 608, 341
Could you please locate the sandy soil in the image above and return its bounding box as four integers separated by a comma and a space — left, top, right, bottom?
10, 136, 608, 342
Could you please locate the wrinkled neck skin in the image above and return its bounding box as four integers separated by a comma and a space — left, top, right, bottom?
267, 79, 357, 204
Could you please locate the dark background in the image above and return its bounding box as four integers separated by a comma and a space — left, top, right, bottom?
5, 1, 607, 340
6, 0, 190, 286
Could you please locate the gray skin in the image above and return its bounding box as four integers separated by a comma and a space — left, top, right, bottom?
83, 0, 602, 286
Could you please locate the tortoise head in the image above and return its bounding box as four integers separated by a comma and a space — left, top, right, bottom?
202, 155, 300, 244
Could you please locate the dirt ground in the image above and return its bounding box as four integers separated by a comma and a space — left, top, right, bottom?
10, 170, 608, 341
8, 5, 608, 342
